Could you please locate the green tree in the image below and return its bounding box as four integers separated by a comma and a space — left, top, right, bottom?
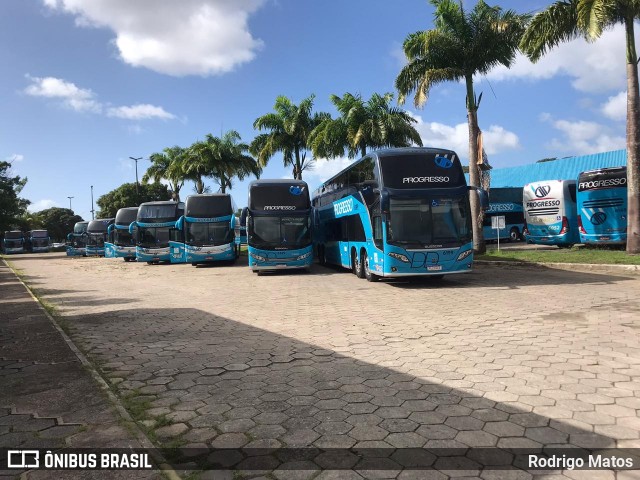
187, 131, 261, 194
310, 92, 423, 159
96, 182, 170, 218
251, 95, 329, 180
520, 0, 640, 254
34, 208, 84, 242
0, 161, 29, 233
395, 0, 529, 253
143, 146, 186, 201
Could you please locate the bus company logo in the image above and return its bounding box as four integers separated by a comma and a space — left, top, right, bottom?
434, 156, 454, 169
334, 198, 354, 216
264, 205, 296, 210
534, 185, 551, 198
289, 185, 305, 196
590, 212, 607, 225
488, 203, 515, 212
579, 177, 627, 190
8, 450, 39, 468
403, 176, 450, 184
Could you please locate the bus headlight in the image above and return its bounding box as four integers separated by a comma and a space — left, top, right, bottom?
250, 252, 267, 262
296, 252, 312, 261
457, 249, 472, 261
388, 252, 409, 263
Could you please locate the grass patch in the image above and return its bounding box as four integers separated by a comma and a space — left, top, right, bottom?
478, 246, 640, 265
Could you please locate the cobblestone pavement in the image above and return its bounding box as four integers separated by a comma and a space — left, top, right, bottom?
5, 253, 640, 479
0, 260, 162, 479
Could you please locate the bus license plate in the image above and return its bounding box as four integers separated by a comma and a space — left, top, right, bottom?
427, 265, 442, 271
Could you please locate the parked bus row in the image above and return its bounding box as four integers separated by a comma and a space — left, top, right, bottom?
523, 166, 628, 247
64, 148, 492, 281
2, 230, 50, 254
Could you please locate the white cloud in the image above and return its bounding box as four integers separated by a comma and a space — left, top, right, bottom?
544, 116, 625, 154
485, 25, 628, 93
28, 199, 58, 212
5, 154, 24, 163
107, 104, 175, 120
601, 91, 626, 121
43, 0, 266, 76
409, 113, 520, 162
24, 75, 101, 113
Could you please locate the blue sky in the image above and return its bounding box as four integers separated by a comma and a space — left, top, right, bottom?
0, 0, 628, 221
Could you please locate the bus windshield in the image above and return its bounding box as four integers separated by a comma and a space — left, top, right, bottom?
86, 234, 106, 247
250, 215, 311, 249
114, 230, 135, 246
387, 196, 471, 247
139, 227, 170, 248
187, 222, 233, 246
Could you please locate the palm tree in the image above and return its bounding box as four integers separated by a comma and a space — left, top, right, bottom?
182, 144, 210, 194
310, 92, 423, 159
251, 95, 329, 180
395, 0, 529, 253
142, 146, 186, 201
520, 0, 640, 254
189, 131, 261, 194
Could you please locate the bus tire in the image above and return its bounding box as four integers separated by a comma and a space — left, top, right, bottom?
354, 250, 365, 279
509, 227, 520, 242
146, 261, 153, 265
363, 252, 379, 282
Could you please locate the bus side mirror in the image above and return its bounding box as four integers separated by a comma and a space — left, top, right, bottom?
128, 221, 137, 234
175, 216, 184, 230
107, 224, 114, 235
240, 207, 248, 227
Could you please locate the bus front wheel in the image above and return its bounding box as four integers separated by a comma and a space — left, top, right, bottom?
363, 252, 379, 282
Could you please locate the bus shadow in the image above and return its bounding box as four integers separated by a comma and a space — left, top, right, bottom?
55, 305, 634, 474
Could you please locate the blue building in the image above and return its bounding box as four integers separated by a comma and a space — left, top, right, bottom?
476, 149, 627, 188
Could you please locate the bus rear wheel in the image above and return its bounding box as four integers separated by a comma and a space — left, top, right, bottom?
509, 227, 520, 242
354, 251, 365, 279
363, 252, 379, 282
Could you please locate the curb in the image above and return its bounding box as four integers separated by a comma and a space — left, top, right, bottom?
475, 259, 640, 275
2, 258, 182, 480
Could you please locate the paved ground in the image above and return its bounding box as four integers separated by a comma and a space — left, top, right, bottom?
0, 259, 162, 479
4, 252, 640, 479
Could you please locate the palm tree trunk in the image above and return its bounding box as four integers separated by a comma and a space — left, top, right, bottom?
625, 16, 640, 254
294, 147, 302, 180
465, 76, 486, 254
196, 177, 204, 194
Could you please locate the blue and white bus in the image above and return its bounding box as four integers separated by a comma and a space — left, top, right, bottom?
312, 147, 484, 281
242, 179, 313, 273
26, 230, 50, 253
172, 194, 238, 265
2, 231, 25, 254
85, 218, 114, 256
130, 201, 184, 264
66, 221, 89, 257
105, 207, 138, 261
483, 188, 524, 242
523, 180, 579, 247
577, 166, 627, 245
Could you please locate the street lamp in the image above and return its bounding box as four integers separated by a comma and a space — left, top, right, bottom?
67, 196, 74, 211
129, 156, 143, 203
90, 185, 95, 220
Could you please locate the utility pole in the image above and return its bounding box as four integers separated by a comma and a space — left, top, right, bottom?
129, 156, 143, 204
90, 185, 95, 220
67, 196, 74, 211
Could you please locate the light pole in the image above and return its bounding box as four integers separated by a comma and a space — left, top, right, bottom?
90, 185, 95, 220
129, 156, 143, 204
67, 196, 74, 211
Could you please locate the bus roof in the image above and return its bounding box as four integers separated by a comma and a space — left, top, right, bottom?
115, 207, 139, 225
87, 218, 114, 232
248, 179, 308, 187
185, 194, 233, 218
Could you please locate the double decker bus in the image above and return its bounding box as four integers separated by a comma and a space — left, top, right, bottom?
66, 221, 89, 257
241, 179, 313, 273
577, 166, 627, 245
523, 180, 579, 247
483, 188, 524, 242
2, 231, 24, 254
85, 218, 114, 256
171, 194, 238, 265
105, 207, 138, 261
130, 201, 183, 264
312, 147, 483, 281
26, 230, 50, 253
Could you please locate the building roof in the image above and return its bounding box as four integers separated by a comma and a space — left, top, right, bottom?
474, 149, 627, 188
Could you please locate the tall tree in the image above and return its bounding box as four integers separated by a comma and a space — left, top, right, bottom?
0, 161, 29, 233
310, 92, 423, 159
251, 95, 329, 180
96, 182, 171, 218
395, 0, 529, 253
34, 207, 84, 242
520, 0, 640, 254
143, 146, 186, 201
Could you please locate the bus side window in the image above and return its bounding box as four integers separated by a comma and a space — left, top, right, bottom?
373, 216, 383, 249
